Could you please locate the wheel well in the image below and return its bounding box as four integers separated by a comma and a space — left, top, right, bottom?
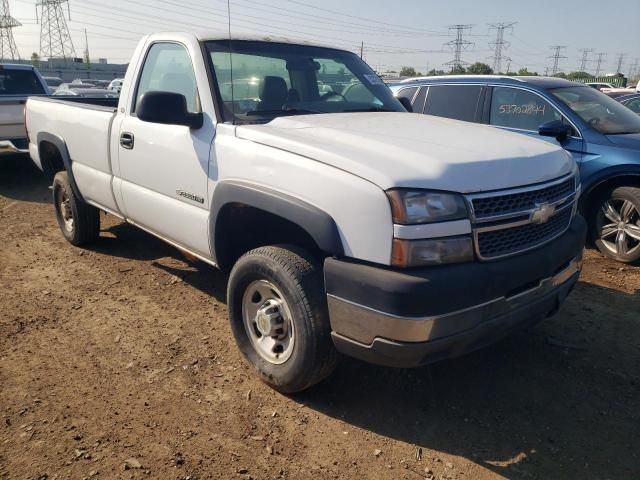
581, 175, 640, 243
214, 203, 323, 272
38, 140, 65, 180
581, 175, 640, 218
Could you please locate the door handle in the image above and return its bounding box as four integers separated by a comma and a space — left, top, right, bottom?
120, 132, 134, 149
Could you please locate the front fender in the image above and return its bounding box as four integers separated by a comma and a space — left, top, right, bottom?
210, 180, 344, 263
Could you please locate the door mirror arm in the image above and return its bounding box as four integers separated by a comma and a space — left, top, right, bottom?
137, 91, 203, 129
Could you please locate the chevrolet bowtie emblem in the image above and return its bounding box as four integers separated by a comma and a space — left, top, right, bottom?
531, 202, 556, 224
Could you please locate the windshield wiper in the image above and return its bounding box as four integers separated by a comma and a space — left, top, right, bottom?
245, 108, 321, 116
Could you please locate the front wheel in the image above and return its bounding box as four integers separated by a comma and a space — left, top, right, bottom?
227, 245, 338, 393
592, 186, 640, 263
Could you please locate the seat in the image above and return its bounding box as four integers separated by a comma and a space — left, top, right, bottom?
343, 83, 374, 103
259, 76, 288, 111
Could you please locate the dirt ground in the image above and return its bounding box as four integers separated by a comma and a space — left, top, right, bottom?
1, 155, 639, 480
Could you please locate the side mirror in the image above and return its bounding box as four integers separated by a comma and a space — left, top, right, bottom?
538, 120, 572, 142
137, 91, 203, 129
398, 96, 413, 113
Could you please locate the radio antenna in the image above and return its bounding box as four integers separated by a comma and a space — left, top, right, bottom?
227, 0, 236, 124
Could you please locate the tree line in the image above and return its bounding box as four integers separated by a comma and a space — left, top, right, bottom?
396, 64, 607, 79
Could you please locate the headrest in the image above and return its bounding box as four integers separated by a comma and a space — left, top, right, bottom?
260, 76, 288, 101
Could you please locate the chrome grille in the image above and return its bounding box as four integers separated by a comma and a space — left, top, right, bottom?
477, 207, 573, 259
472, 177, 575, 219
466, 174, 577, 261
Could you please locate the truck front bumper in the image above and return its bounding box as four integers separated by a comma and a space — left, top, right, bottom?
324, 216, 586, 368
0, 138, 29, 157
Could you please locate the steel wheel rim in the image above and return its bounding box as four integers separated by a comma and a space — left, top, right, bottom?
242, 280, 295, 365
599, 199, 640, 256
57, 187, 74, 232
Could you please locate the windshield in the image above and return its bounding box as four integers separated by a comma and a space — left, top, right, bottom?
550, 86, 640, 135
0, 69, 46, 95
205, 40, 404, 123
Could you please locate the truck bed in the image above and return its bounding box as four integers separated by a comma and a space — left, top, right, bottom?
26, 95, 120, 214
30, 95, 119, 111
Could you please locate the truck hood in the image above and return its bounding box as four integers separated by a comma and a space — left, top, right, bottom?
236, 112, 574, 192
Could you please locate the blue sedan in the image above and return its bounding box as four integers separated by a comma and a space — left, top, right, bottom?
391, 76, 640, 263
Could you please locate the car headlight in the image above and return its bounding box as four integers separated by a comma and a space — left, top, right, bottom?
392, 237, 474, 267
386, 190, 468, 225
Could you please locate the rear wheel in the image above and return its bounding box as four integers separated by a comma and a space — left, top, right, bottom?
227, 245, 337, 393
53, 171, 100, 246
593, 186, 640, 263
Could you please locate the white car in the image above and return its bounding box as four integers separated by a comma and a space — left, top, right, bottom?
0, 63, 49, 157
108, 78, 124, 93
25, 32, 586, 392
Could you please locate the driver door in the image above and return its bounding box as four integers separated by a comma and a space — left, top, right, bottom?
117, 41, 215, 258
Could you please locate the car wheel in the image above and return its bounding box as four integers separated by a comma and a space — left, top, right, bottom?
52, 171, 100, 246
227, 245, 338, 393
593, 186, 640, 263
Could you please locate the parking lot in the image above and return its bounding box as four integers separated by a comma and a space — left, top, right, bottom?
1, 155, 639, 479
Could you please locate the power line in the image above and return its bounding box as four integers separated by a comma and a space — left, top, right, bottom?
548, 45, 567, 75
594, 52, 606, 76
36, 0, 76, 60
445, 24, 474, 71
281, 0, 447, 35
221, 0, 448, 37
487, 21, 515, 73
577, 48, 593, 72
0, 0, 21, 60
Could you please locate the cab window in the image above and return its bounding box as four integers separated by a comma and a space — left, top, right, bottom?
0, 69, 46, 95
134, 42, 199, 113
490, 87, 562, 132
424, 85, 483, 122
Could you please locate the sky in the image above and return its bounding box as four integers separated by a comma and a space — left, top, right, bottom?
7, 0, 640, 75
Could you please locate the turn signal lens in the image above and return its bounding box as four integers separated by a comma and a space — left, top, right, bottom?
391, 237, 474, 267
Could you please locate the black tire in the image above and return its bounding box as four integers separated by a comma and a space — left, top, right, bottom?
52, 171, 100, 246
227, 245, 338, 393
592, 186, 640, 264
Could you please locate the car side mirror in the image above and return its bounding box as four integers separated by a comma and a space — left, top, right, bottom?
538, 120, 572, 142
137, 91, 203, 129
398, 96, 413, 112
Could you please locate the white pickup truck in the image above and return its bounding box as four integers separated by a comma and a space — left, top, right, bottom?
0, 64, 48, 157
26, 32, 586, 392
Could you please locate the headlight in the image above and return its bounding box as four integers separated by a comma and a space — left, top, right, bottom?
387, 190, 468, 224
392, 237, 474, 267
